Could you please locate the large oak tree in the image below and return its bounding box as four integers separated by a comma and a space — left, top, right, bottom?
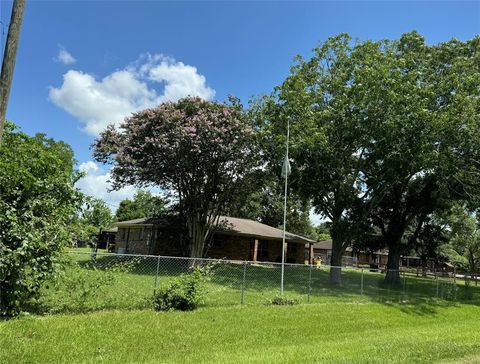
256, 34, 372, 285
361, 33, 480, 283
258, 32, 480, 285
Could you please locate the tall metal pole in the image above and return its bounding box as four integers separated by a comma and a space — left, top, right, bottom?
0, 0, 26, 145
281, 119, 290, 296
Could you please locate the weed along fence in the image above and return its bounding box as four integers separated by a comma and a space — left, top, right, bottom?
39, 251, 480, 313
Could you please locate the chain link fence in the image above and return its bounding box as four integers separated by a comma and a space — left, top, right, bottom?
36, 251, 480, 313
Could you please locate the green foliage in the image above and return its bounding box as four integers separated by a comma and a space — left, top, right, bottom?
404, 214, 450, 266
55, 264, 116, 312
267, 295, 299, 306
94, 97, 259, 257
315, 222, 332, 241
256, 32, 480, 281
254, 34, 380, 274
115, 190, 169, 222
443, 205, 480, 275
0, 123, 81, 317
227, 175, 317, 239
153, 267, 209, 311
37, 256, 146, 313
82, 197, 113, 229
70, 196, 114, 243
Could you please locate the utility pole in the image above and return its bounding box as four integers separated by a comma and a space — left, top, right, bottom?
0, 0, 26, 145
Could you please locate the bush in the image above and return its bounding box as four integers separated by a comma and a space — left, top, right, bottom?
0, 124, 81, 318
267, 296, 299, 306
153, 267, 209, 311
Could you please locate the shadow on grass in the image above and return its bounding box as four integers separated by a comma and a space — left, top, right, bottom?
374, 297, 462, 316
38, 254, 480, 316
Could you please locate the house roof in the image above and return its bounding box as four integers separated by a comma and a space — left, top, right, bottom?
216, 216, 315, 244
101, 226, 118, 233
311, 239, 332, 250
115, 217, 171, 226
115, 215, 315, 245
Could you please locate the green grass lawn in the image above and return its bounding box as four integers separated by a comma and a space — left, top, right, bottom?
34, 251, 479, 314
4, 252, 480, 363
2, 302, 480, 363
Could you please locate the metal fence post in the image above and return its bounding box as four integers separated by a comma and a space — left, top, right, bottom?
307, 264, 312, 303
403, 270, 407, 295
387, 270, 391, 297
453, 267, 457, 301
360, 268, 364, 296
436, 272, 439, 299
153, 255, 161, 295
240, 260, 247, 305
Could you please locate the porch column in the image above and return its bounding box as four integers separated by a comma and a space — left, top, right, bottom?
309, 243, 314, 265
252, 239, 259, 262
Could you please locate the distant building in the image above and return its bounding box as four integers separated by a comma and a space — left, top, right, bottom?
306, 239, 389, 267
96, 227, 117, 251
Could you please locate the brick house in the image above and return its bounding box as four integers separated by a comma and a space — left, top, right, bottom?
114, 216, 314, 264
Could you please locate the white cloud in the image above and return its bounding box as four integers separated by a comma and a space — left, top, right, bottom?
49, 54, 215, 136
54, 46, 76, 65
50, 70, 156, 135
76, 161, 136, 211
140, 54, 215, 101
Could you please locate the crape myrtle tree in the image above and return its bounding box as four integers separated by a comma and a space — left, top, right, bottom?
255, 35, 372, 285
360, 33, 480, 284
0, 123, 81, 317
93, 97, 258, 258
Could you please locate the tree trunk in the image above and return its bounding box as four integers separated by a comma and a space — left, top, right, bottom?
385, 237, 402, 285
421, 260, 427, 278
187, 218, 207, 258
468, 255, 476, 283
329, 251, 342, 286
329, 234, 345, 286
0, 0, 26, 144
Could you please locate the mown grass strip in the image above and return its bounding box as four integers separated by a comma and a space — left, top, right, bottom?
2, 302, 480, 363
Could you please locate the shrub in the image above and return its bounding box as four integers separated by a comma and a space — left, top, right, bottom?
0, 124, 81, 318
267, 296, 299, 306
153, 267, 209, 311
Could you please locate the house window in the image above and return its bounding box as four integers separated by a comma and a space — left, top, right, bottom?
257, 240, 269, 261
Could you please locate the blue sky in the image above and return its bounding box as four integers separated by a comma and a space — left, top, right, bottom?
2, 1, 479, 215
